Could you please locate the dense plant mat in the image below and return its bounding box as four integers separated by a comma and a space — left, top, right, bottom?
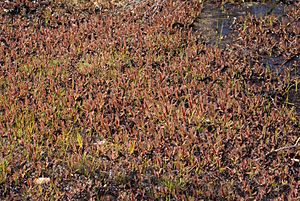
0, 0, 299, 200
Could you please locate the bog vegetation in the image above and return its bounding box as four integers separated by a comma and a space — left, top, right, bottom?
0, 0, 299, 200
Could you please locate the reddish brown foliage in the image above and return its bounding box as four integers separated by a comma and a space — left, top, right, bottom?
0, 0, 299, 200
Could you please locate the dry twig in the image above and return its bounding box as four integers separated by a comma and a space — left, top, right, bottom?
254, 137, 300, 161
267, 137, 300, 155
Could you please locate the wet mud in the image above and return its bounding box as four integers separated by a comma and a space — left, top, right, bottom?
191, 1, 286, 47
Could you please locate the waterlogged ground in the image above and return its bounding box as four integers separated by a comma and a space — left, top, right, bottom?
0, 0, 299, 200
192, 0, 299, 111
192, 1, 286, 47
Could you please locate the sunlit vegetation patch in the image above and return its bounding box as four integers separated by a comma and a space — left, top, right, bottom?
0, 0, 299, 200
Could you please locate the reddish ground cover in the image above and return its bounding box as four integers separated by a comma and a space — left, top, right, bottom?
0, 0, 299, 200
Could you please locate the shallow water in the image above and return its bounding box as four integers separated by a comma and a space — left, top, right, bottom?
192, 1, 300, 113
191, 1, 286, 47
192, 1, 297, 70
